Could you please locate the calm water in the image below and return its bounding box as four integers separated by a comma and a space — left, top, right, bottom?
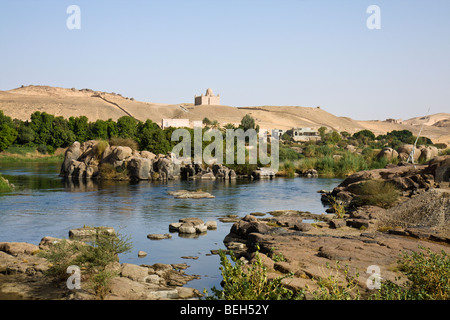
0, 162, 342, 292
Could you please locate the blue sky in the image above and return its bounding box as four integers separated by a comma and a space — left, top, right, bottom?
1, 0, 449, 120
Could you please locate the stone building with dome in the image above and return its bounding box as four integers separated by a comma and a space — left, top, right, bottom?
194, 88, 220, 106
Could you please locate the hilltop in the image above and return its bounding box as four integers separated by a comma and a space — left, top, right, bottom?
1, 85, 449, 144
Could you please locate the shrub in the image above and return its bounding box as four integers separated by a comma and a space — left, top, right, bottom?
46, 145, 55, 155
37, 144, 48, 154
205, 248, 305, 300
39, 230, 132, 299
328, 196, 346, 219
38, 239, 86, 279
351, 180, 400, 209
371, 246, 450, 300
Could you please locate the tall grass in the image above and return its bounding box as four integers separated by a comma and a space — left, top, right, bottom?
278, 160, 296, 177
294, 148, 397, 178
109, 137, 138, 150
0, 154, 64, 163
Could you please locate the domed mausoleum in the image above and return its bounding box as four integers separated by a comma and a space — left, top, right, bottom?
194, 88, 220, 106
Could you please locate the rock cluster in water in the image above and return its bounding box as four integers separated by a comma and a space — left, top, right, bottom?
59, 140, 238, 181
59, 140, 282, 181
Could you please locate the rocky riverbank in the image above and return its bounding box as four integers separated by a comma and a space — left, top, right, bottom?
222, 197, 449, 297
220, 157, 450, 297
0, 233, 202, 300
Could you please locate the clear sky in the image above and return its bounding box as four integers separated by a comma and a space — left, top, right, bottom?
1, 0, 449, 120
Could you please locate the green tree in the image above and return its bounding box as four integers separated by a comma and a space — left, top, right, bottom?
353, 129, 375, 140
0, 110, 15, 127
52, 116, 75, 148
0, 111, 19, 150
0, 124, 18, 151
223, 123, 236, 130
68, 116, 89, 142
105, 118, 118, 138
203, 117, 212, 126
240, 114, 255, 131
386, 130, 412, 143
117, 116, 138, 139
29, 112, 57, 146
318, 126, 327, 140
90, 119, 109, 140
326, 131, 342, 144
138, 120, 170, 154
16, 123, 36, 145
353, 129, 375, 145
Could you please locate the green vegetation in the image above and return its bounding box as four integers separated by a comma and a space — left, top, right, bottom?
240, 114, 256, 131
351, 180, 400, 209
207, 246, 449, 300
371, 246, 450, 300
277, 126, 439, 178
0, 111, 176, 160
205, 248, 304, 300
1, 109, 442, 179
0, 174, 13, 192
308, 261, 361, 300
328, 196, 346, 218
38, 230, 132, 299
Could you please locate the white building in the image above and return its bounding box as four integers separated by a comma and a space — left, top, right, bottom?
161, 119, 190, 129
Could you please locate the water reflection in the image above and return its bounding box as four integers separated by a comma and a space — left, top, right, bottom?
63, 178, 98, 192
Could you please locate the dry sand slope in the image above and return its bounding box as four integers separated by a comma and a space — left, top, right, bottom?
1, 85, 449, 144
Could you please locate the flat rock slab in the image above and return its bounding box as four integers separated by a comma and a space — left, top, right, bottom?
147, 234, 172, 240
168, 190, 215, 199
69, 226, 115, 239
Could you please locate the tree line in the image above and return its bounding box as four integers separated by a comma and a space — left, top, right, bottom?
0, 110, 264, 157
0, 110, 175, 154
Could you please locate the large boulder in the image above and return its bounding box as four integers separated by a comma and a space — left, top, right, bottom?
111, 146, 133, 162
252, 168, 275, 179
397, 144, 421, 162
419, 146, 439, 162
230, 215, 271, 238
60, 141, 81, 176
140, 151, 156, 161
426, 156, 450, 183
377, 147, 398, 160
128, 157, 153, 180
155, 157, 174, 180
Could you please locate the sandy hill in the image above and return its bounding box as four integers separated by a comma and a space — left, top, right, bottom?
403, 113, 450, 127
1, 85, 449, 145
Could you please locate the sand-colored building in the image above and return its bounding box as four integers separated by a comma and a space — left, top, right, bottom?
195, 88, 220, 106
286, 127, 320, 142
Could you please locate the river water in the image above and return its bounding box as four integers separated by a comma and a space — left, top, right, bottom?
0, 162, 342, 292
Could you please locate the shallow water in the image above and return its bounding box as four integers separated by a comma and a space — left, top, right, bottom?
0, 162, 342, 292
